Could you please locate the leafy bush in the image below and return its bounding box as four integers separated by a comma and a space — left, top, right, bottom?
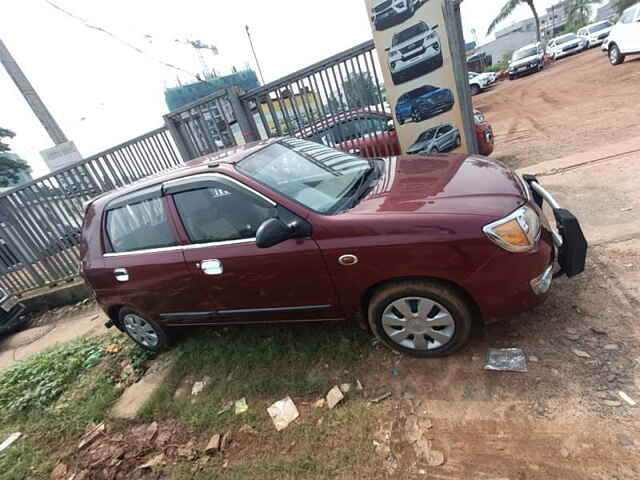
0, 337, 113, 415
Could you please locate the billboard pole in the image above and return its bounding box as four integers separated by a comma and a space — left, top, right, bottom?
0, 38, 68, 146
444, 0, 479, 154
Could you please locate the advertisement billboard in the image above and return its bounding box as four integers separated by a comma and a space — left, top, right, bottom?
365, 0, 477, 156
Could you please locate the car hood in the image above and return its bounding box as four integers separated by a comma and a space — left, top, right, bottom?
350, 155, 526, 217
557, 39, 581, 48
510, 54, 540, 68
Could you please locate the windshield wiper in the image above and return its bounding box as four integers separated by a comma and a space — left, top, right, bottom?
336, 162, 380, 212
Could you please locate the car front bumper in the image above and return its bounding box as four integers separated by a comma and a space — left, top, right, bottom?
467, 177, 587, 323
510, 63, 540, 76
372, 3, 409, 25
390, 42, 440, 73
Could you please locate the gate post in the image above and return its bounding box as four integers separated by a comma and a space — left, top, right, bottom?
227, 87, 261, 143
163, 114, 192, 162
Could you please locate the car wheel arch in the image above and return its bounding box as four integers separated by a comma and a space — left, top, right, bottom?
359, 275, 482, 330
106, 305, 125, 331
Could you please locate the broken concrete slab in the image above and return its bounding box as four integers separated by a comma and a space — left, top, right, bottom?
267, 396, 299, 431
326, 386, 344, 409
110, 353, 176, 419
205, 434, 221, 454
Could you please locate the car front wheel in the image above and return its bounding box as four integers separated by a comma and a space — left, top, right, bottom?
470, 84, 480, 96
368, 280, 473, 358
120, 308, 169, 352
609, 44, 624, 65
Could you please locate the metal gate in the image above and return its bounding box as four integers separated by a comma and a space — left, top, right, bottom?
0, 127, 182, 295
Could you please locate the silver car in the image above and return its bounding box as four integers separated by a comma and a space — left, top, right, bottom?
407, 124, 461, 154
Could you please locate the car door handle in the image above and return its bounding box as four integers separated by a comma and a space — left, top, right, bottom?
114, 268, 129, 282
199, 259, 223, 275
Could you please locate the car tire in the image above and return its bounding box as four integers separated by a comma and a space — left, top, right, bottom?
428, 147, 439, 154
368, 280, 473, 358
119, 307, 169, 352
609, 44, 625, 65
455, 135, 461, 148
411, 109, 422, 122
470, 84, 480, 96
398, 118, 405, 125
391, 71, 402, 85
509, 75, 515, 81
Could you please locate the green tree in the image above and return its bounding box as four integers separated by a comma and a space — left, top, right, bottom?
616, 0, 636, 14
487, 0, 542, 44
565, 0, 597, 31
0, 127, 31, 188
342, 72, 378, 109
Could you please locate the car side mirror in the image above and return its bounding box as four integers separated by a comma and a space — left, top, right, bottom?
385, 47, 390, 52
433, 24, 439, 29
256, 218, 294, 248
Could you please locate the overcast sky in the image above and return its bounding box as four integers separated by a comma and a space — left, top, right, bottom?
1, 0, 600, 178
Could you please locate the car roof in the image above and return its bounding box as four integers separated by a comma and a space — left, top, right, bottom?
88, 138, 279, 209
586, 20, 610, 27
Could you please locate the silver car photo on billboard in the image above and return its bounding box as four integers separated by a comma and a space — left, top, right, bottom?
407, 123, 461, 154
386, 21, 442, 84
370, 0, 427, 31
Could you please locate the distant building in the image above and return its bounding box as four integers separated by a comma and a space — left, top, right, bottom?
475, 0, 572, 66
165, 69, 260, 112
595, 1, 618, 22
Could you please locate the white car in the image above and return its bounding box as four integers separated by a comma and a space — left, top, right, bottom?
468, 71, 496, 95
547, 33, 587, 60
387, 21, 442, 85
371, 0, 424, 31
508, 42, 544, 79
607, 2, 640, 65
578, 21, 613, 48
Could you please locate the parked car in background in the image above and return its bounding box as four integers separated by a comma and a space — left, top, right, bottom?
300, 110, 400, 157
407, 123, 461, 154
508, 43, 544, 79
474, 109, 494, 156
371, 0, 425, 30
81, 137, 586, 357
395, 85, 454, 124
607, 2, 640, 65
547, 33, 586, 60
0, 287, 27, 336
387, 21, 442, 84
468, 71, 496, 95
578, 21, 613, 48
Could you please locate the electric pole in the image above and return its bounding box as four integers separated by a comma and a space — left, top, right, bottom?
245, 25, 265, 85
0, 38, 68, 145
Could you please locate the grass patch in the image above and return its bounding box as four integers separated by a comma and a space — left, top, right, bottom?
0, 334, 149, 479
141, 323, 370, 431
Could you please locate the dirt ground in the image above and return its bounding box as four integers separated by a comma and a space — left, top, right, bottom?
475, 47, 640, 169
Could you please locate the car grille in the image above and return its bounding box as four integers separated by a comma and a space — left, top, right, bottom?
400, 40, 424, 54
375, 0, 392, 12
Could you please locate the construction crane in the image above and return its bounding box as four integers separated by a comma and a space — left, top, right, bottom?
175, 38, 219, 74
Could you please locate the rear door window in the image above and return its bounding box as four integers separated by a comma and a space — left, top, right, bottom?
172, 179, 276, 244
106, 197, 176, 253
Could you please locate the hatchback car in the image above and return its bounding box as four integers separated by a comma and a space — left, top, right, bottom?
387, 21, 442, 84
81, 138, 586, 357
607, 2, 640, 65
395, 85, 454, 124
407, 124, 460, 154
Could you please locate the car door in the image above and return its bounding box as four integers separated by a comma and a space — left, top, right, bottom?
99, 188, 195, 319
165, 173, 342, 324
437, 125, 452, 150
615, 7, 639, 51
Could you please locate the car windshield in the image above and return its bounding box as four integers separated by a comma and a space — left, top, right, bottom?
418, 129, 437, 142
589, 22, 610, 33
236, 140, 374, 214
392, 23, 427, 46
556, 34, 577, 43
513, 47, 538, 60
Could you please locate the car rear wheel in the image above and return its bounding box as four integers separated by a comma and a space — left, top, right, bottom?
455, 135, 461, 148
120, 308, 168, 352
609, 44, 624, 65
411, 109, 422, 122
368, 280, 473, 358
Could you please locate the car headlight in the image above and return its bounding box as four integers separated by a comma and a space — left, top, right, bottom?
483, 205, 541, 252
426, 32, 435, 40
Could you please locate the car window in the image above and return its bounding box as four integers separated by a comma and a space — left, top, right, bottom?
173, 180, 276, 244
418, 128, 437, 142
236, 140, 372, 214
392, 22, 427, 46
620, 8, 636, 23
513, 46, 538, 60
106, 197, 176, 253
588, 22, 610, 32
440, 125, 453, 135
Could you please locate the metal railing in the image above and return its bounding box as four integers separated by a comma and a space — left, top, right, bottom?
238, 40, 398, 158
0, 127, 182, 295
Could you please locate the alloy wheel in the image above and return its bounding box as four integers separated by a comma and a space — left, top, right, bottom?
381, 296, 455, 351
123, 313, 159, 347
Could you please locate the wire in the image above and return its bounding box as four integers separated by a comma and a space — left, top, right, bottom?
43, 0, 204, 81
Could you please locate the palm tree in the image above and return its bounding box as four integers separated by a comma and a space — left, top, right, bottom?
487, 0, 542, 44
566, 0, 597, 30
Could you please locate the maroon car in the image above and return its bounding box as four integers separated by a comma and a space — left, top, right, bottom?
80, 138, 586, 357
